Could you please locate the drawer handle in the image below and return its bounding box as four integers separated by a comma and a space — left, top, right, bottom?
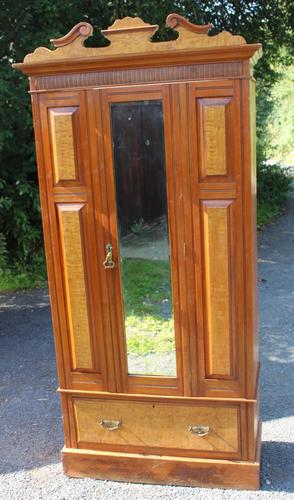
188, 425, 210, 437
99, 419, 121, 431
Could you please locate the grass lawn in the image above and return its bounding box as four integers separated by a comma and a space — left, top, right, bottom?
121, 258, 175, 357
0, 254, 47, 292
0, 255, 176, 366
257, 202, 287, 228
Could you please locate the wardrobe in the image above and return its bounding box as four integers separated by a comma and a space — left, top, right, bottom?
14, 13, 262, 489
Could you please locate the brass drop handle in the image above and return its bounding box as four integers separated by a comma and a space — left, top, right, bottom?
99, 419, 121, 431
103, 243, 115, 269
188, 425, 210, 437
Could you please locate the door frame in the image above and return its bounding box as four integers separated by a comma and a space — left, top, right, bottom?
89, 82, 194, 396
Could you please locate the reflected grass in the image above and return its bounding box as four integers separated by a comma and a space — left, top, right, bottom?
121, 258, 175, 356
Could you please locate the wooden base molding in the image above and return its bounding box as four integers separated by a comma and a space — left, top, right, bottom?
62, 443, 261, 490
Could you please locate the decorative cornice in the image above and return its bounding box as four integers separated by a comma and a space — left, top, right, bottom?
21, 14, 248, 63
166, 13, 213, 34
50, 22, 93, 48
13, 14, 262, 76
104, 16, 158, 34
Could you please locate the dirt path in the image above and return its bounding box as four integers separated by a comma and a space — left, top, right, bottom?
0, 201, 293, 499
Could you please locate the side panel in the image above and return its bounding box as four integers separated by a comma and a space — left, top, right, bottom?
37, 91, 109, 390
188, 80, 245, 397
241, 77, 259, 399
201, 200, 235, 379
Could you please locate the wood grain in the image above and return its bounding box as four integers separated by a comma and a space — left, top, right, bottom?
241, 77, 260, 399
201, 101, 228, 176
201, 200, 233, 378
62, 447, 260, 490
57, 204, 92, 370
188, 80, 245, 398
73, 398, 240, 456
194, 87, 238, 183
49, 107, 77, 183
37, 91, 109, 391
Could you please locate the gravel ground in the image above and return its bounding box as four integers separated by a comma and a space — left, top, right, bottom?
0, 200, 293, 499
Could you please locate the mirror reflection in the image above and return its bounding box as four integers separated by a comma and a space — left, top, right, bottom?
111, 100, 176, 377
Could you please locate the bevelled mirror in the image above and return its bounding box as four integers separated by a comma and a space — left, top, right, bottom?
110, 100, 176, 377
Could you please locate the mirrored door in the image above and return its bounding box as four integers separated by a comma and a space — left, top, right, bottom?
97, 84, 190, 395
110, 99, 176, 377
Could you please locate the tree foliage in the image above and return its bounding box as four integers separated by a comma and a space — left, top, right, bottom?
267, 63, 294, 165
0, 0, 293, 266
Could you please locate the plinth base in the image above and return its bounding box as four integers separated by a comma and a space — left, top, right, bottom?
62, 439, 261, 491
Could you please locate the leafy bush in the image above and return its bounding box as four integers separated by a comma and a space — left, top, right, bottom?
0, 232, 8, 272
267, 64, 294, 165
0, 1, 293, 290
0, 252, 47, 291
257, 163, 292, 227
0, 177, 42, 262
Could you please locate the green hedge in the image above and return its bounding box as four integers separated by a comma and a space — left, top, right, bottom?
0, 1, 293, 290
257, 163, 292, 228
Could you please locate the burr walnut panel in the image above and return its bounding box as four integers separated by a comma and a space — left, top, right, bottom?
201, 200, 234, 379
190, 81, 241, 184
57, 203, 93, 371
38, 92, 88, 191
199, 99, 229, 177
73, 398, 240, 459
49, 107, 78, 183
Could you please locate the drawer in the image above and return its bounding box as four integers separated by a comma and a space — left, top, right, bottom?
72, 398, 241, 458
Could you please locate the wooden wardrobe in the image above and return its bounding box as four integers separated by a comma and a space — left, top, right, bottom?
14, 14, 262, 490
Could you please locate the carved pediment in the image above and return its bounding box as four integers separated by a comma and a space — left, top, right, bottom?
23, 13, 248, 64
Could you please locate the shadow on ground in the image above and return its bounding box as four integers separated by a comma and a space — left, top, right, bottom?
0, 289, 62, 474
261, 441, 294, 493
0, 201, 293, 494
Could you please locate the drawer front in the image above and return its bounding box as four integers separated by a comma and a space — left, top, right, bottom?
73, 398, 241, 458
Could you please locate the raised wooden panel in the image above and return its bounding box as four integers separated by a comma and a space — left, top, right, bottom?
73, 398, 240, 458
201, 200, 234, 379
57, 203, 93, 370
188, 81, 245, 398
189, 81, 242, 186
49, 107, 78, 183
198, 98, 231, 178
203, 102, 227, 175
